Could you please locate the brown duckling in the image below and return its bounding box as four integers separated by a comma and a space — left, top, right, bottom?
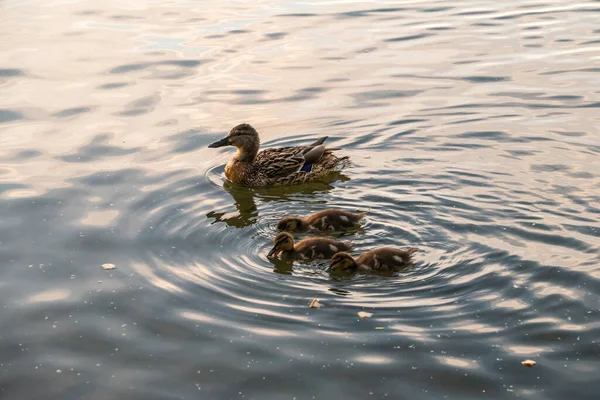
277, 208, 366, 232
267, 232, 352, 260
329, 248, 417, 272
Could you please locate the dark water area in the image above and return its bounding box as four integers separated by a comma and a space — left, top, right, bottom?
1, 0, 599, 399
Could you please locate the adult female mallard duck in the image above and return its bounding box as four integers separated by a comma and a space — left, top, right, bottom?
277, 208, 366, 232
329, 248, 417, 272
267, 232, 352, 260
208, 123, 349, 187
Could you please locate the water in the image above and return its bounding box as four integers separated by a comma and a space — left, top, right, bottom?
1, 0, 599, 398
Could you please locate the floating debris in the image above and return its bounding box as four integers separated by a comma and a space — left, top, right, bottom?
309, 299, 322, 308
375, 327, 385, 330
358, 311, 373, 319
102, 263, 116, 270
521, 360, 536, 367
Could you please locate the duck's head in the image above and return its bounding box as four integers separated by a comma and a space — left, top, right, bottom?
329, 252, 357, 271
267, 232, 295, 257
276, 216, 304, 232
208, 124, 260, 155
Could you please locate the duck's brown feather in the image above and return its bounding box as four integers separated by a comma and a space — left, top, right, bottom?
354, 247, 417, 271
284, 237, 352, 260
225, 140, 348, 187
305, 209, 365, 231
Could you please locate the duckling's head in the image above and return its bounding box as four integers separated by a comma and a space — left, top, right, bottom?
329, 252, 357, 271
267, 232, 295, 257
277, 216, 304, 232
208, 124, 260, 159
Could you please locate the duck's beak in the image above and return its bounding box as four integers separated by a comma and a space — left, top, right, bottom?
267, 247, 281, 257
329, 259, 342, 271
208, 137, 230, 148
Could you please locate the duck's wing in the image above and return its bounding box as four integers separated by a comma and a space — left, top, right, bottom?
256, 137, 330, 178
301, 144, 327, 165
309, 136, 328, 146
376, 248, 417, 268
256, 149, 306, 178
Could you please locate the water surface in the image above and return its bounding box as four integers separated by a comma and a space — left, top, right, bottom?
1, 0, 599, 399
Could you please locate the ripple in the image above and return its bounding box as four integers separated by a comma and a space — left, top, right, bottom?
1, 0, 599, 399
52, 107, 93, 118
384, 33, 432, 42
0, 109, 24, 124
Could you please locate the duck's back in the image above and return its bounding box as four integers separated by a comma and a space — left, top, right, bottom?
355, 247, 417, 270
306, 209, 364, 230
251, 139, 348, 186
294, 237, 352, 259
255, 147, 307, 176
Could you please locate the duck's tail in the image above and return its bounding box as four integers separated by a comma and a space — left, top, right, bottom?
337, 155, 351, 169
406, 248, 418, 262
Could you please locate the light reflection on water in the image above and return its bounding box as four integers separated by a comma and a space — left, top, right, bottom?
1, 0, 599, 399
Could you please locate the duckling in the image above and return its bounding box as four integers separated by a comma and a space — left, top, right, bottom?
208, 123, 349, 187
277, 208, 366, 232
329, 248, 417, 272
267, 232, 352, 260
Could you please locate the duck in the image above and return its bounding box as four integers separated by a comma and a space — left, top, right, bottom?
329, 248, 417, 272
208, 123, 349, 187
267, 232, 352, 260
277, 208, 366, 232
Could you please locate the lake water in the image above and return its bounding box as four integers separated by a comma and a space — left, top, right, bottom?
1, 0, 599, 399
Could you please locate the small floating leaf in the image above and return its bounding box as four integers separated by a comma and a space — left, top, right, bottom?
102, 263, 116, 270
521, 360, 536, 367
358, 311, 373, 319
309, 299, 322, 308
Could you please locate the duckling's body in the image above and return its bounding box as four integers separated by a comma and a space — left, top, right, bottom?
277, 209, 366, 232
209, 124, 349, 187
329, 248, 417, 272
268, 232, 352, 261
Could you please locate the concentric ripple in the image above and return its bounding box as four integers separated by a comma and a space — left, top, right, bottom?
0, 0, 599, 399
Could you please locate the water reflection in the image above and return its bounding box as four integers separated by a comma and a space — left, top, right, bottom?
1, 0, 599, 399
206, 172, 350, 228
206, 181, 259, 228
268, 256, 295, 274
